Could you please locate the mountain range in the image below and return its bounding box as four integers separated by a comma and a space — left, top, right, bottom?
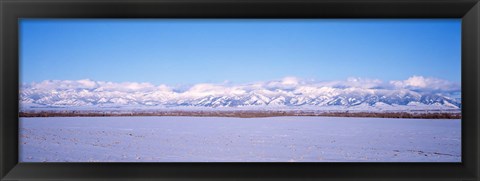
20, 76, 461, 112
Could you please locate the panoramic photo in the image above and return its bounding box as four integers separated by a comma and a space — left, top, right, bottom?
19, 19, 461, 162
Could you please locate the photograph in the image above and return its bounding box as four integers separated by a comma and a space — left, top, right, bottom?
19, 19, 461, 162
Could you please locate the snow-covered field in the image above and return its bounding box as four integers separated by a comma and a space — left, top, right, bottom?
19, 116, 461, 162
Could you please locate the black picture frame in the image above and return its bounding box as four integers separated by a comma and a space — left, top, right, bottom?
1, 0, 479, 180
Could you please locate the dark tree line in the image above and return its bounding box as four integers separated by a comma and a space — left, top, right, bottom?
19, 110, 461, 119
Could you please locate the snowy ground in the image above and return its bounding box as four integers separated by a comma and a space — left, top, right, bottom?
19, 116, 461, 162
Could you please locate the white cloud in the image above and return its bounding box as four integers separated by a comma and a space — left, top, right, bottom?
31, 79, 99, 90
181, 83, 246, 98
265, 76, 304, 89
390, 76, 460, 92
23, 76, 460, 95
90, 81, 157, 92
281, 76, 300, 85
317, 77, 385, 89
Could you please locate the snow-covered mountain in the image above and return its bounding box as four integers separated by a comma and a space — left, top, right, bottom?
20, 76, 461, 111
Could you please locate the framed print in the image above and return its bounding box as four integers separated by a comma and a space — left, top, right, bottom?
1, 0, 479, 180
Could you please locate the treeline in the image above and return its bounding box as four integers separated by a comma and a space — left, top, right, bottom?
19, 110, 462, 119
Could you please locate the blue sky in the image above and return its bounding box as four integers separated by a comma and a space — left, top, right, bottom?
20, 19, 461, 86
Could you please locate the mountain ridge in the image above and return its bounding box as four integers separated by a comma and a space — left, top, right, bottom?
20, 77, 461, 111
